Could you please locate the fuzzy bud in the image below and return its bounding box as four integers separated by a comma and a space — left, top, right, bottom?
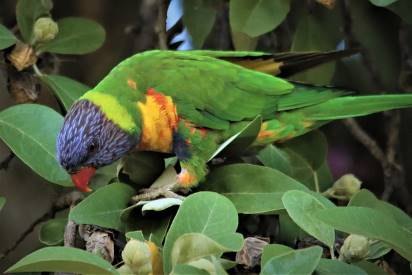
339, 234, 370, 263
121, 239, 152, 275
32, 17, 59, 43
324, 174, 362, 200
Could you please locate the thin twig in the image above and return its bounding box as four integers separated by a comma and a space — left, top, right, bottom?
343, 119, 391, 171
156, 0, 169, 50
0, 191, 83, 260
0, 210, 52, 260
0, 151, 15, 171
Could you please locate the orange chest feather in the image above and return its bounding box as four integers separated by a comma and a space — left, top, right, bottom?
137, 89, 178, 153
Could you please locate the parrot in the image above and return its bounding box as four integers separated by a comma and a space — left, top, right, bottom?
56, 49, 412, 197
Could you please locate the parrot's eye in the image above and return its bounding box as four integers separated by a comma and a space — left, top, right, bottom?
88, 142, 98, 155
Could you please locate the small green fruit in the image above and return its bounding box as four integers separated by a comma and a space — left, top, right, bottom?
339, 234, 369, 263
121, 239, 152, 275
32, 17, 59, 43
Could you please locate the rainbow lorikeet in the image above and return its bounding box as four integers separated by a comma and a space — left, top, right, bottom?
57, 50, 412, 195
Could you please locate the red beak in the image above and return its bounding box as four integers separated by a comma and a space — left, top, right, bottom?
70, 167, 96, 192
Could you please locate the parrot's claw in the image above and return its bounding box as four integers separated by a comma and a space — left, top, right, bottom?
132, 182, 183, 202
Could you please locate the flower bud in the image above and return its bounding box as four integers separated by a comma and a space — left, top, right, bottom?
339, 234, 370, 263
121, 239, 152, 275
324, 174, 362, 200
32, 17, 58, 43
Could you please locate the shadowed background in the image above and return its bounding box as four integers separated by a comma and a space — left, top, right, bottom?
1, 0, 412, 272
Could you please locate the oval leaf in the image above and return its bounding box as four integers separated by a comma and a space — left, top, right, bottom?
69, 183, 136, 231
39, 218, 67, 246
261, 246, 322, 275
203, 164, 308, 214
229, 0, 291, 37
282, 190, 335, 247
0, 24, 17, 49
141, 198, 183, 213
39, 17, 105, 54
261, 244, 293, 267
0, 104, 70, 186
316, 258, 367, 275
163, 191, 243, 273
369, 0, 398, 6
171, 233, 237, 268
182, 0, 217, 48
41, 74, 89, 110
6, 246, 118, 274
16, 0, 52, 42
316, 206, 412, 262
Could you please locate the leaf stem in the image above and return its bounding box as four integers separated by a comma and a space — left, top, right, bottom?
313, 171, 320, 193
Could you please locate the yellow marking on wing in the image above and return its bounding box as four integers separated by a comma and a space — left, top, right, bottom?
137, 91, 178, 153
127, 79, 137, 90
81, 91, 136, 132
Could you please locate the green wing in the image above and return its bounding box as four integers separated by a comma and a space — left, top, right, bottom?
133, 51, 293, 130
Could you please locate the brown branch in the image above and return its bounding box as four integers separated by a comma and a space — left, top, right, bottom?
343, 119, 391, 171
156, 0, 169, 50
0, 151, 15, 171
0, 191, 83, 260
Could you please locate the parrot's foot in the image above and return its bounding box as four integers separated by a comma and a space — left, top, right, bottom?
132, 182, 182, 202
131, 168, 196, 202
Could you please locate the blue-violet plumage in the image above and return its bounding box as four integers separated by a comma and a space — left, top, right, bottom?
57, 100, 138, 173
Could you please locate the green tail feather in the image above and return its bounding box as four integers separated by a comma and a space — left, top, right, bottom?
300, 94, 412, 120
254, 93, 412, 145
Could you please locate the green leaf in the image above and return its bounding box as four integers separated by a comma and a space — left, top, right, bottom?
316, 258, 367, 275
349, 189, 412, 232
118, 151, 165, 187
367, 240, 392, 260
38, 17, 105, 54
0, 197, 5, 211
172, 264, 209, 275
39, 218, 67, 246
210, 116, 261, 159
354, 260, 387, 275
231, 30, 258, 51
229, 0, 290, 37
261, 244, 293, 267
16, 0, 52, 42
257, 144, 292, 175
182, 0, 217, 48
278, 211, 308, 245
141, 198, 183, 213
69, 183, 135, 231
202, 164, 308, 214
347, 0, 400, 90
316, 206, 412, 262
0, 104, 70, 186
386, 0, 412, 24
369, 0, 398, 7
6, 246, 118, 274
163, 192, 243, 273
125, 230, 145, 241
0, 24, 17, 49
171, 233, 237, 268
282, 190, 335, 247
40, 74, 89, 110
283, 131, 328, 171
291, 4, 342, 85
261, 246, 322, 275
258, 143, 329, 191
122, 205, 172, 247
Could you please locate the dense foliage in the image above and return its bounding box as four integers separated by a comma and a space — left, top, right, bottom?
1, 0, 412, 274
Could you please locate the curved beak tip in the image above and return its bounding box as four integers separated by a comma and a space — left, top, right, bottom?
70, 167, 96, 193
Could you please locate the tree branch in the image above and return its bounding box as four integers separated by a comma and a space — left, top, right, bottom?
0, 151, 15, 171
156, 0, 169, 50
0, 191, 83, 260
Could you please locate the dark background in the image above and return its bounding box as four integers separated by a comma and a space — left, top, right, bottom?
1, 0, 411, 272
